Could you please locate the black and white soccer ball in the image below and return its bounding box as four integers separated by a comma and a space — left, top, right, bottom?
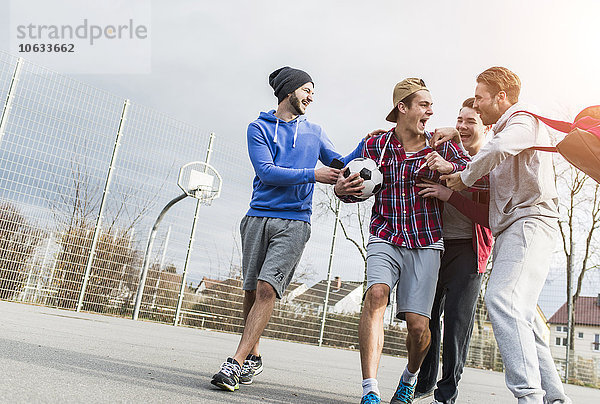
343, 158, 384, 200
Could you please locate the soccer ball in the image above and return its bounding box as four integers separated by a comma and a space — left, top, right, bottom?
343, 158, 384, 200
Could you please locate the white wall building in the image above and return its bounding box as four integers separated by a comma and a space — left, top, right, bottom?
548, 295, 600, 362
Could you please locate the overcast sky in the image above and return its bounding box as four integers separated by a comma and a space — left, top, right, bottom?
2, 0, 599, 316
85, 0, 600, 147
5, 0, 598, 149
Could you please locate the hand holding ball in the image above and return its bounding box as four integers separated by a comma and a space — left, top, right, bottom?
343, 158, 383, 200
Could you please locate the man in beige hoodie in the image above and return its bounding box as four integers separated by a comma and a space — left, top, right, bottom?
442, 66, 570, 404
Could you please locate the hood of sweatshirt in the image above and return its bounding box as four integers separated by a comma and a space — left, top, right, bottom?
258, 110, 307, 148
492, 102, 535, 134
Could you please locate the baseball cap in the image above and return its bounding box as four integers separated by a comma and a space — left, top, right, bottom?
386, 78, 428, 122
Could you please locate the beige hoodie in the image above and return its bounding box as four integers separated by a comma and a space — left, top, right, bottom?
460, 102, 559, 235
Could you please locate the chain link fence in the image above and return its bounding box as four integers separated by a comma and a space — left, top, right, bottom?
0, 52, 598, 388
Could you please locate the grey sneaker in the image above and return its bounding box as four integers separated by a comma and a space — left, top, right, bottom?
239, 354, 263, 385
210, 358, 241, 392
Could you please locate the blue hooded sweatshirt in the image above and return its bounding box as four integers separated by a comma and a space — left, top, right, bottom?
246, 110, 364, 223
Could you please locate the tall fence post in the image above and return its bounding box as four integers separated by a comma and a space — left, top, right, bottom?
319, 199, 341, 346
76, 99, 130, 312
0, 57, 24, 147
174, 132, 215, 326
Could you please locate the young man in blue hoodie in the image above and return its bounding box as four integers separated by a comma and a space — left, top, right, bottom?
211, 66, 364, 392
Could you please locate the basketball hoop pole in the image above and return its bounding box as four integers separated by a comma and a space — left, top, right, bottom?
174, 132, 215, 326
132, 192, 187, 320
132, 134, 220, 322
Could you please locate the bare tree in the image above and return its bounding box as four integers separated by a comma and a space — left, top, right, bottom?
48, 159, 162, 312
50, 161, 100, 230
316, 185, 372, 291
292, 260, 317, 283
0, 203, 43, 299
554, 161, 600, 377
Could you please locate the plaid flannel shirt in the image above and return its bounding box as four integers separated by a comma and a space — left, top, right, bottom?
339, 129, 471, 248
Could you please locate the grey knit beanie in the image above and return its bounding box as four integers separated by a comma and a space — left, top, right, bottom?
269, 67, 313, 104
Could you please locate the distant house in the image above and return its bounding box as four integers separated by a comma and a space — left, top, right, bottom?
548, 295, 600, 361
197, 277, 233, 294
196, 277, 306, 303
293, 276, 363, 315
144, 269, 184, 308
197, 277, 243, 301
536, 305, 551, 346
195, 277, 222, 294
281, 281, 308, 304
18, 235, 61, 304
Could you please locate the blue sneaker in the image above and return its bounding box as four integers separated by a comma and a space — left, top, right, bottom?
390, 378, 416, 403
361, 391, 381, 404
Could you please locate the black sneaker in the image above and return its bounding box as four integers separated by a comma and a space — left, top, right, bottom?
413, 387, 434, 403
239, 354, 263, 385
211, 358, 241, 392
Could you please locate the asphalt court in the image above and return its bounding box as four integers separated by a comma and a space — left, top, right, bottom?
1, 301, 598, 403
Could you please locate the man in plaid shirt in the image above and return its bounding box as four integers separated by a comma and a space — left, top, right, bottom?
335, 78, 470, 404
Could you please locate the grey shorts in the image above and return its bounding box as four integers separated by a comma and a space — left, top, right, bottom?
240, 215, 311, 298
366, 241, 441, 320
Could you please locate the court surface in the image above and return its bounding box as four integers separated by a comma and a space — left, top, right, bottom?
1, 300, 598, 403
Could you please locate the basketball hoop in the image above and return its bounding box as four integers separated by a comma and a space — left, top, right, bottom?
133, 160, 223, 321
178, 161, 222, 205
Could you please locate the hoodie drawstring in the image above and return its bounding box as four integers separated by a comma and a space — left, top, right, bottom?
378, 131, 393, 168
293, 119, 298, 148
274, 118, 279, 143
273, 117, 299, 148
